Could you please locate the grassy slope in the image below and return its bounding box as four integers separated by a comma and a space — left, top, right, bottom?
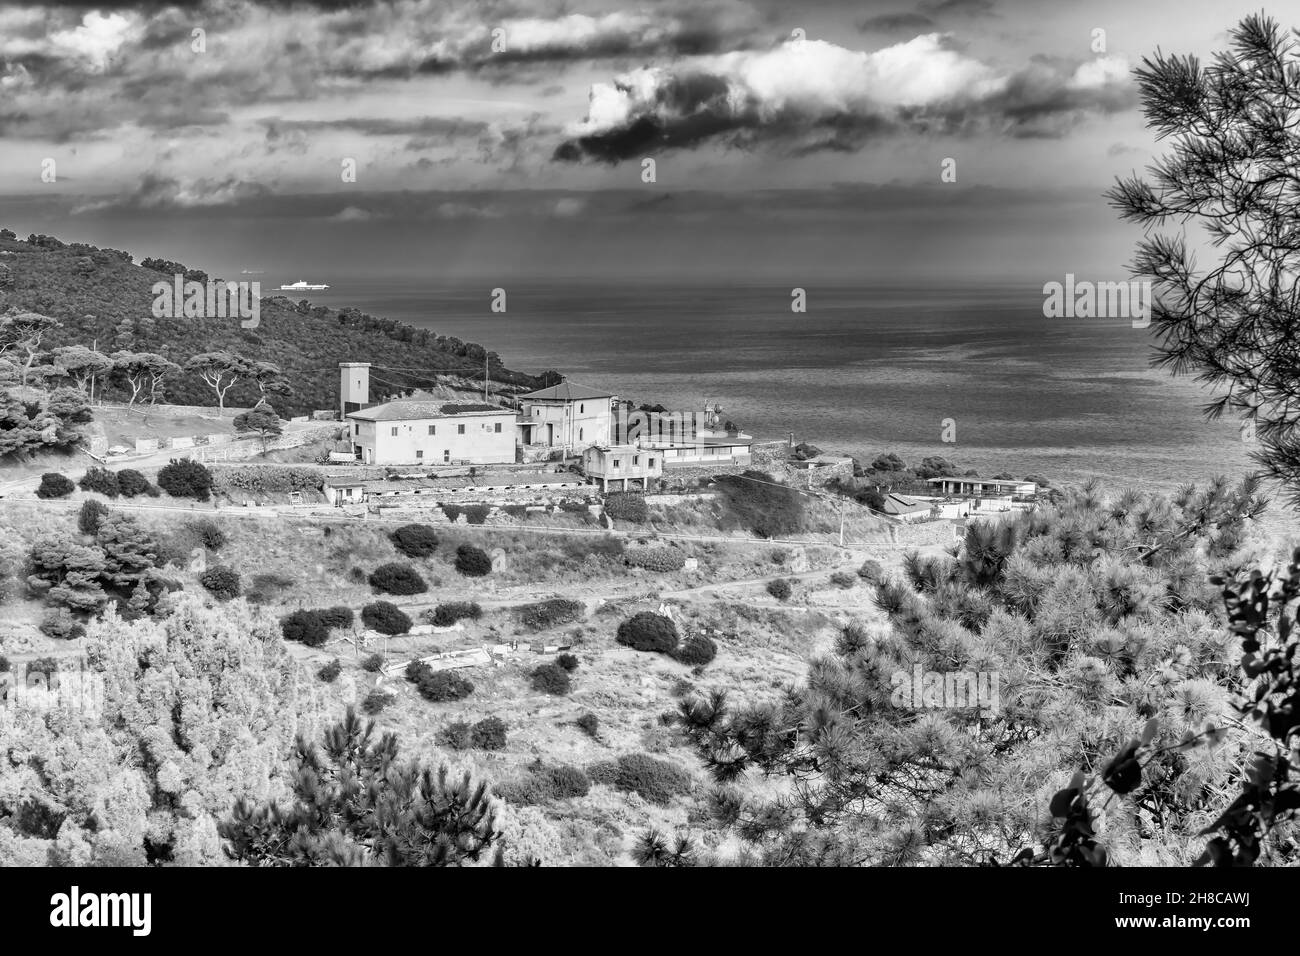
0, 233, 545, 417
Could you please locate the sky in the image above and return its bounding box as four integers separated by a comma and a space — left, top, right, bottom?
0, 0, 1282, 281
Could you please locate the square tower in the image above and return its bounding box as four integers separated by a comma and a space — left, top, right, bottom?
339, 362, 370, 419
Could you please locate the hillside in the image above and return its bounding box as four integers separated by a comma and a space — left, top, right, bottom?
0, 230, 550, 417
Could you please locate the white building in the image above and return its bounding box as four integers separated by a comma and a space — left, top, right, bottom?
346, 401, 516, 465
519, 381, 615, 454
925, 477, 1038, 497
582, 444, 663, 491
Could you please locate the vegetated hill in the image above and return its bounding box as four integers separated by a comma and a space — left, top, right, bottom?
0, 231, 555, 417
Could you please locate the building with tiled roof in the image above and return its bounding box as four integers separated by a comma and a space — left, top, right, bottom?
519, 379, 617, 454
345, 398, 516, 465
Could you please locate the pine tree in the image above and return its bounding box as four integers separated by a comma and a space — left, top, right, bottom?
221, 706, 506, 867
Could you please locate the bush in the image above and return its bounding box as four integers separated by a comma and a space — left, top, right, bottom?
495, 764, 590, 804
361, 653, 385, 672
625, 546, 686, 572
79, 467, 120, 498
673, 633, 717, 667
157, 458, 213, 501
187, 518, 226, 550
36, 473, 74, 499
426, 601, 482, 627
454, 544, 492, 577
368, 562, 428, 595
361, 689, 395, 715
117, 469, 152, 498
520, 598, 584, 631
604, 492, 648, 522
611, 753, 692, 804
0, 654, 8, 673
361, 601, 411, 635
317, 659, 342, 683
576, 713, 600, 738
78, 499, 110, 536
281, 610, 329, 646
556, 652, 580, 672
830, 570, 857, 590
616, 612, 679, 654
389, 524, 439, 558
470, 716, 508, 750
530, 662, 572, 695
198, 565, 241, 600
767, 578, 792, 601
40, 607, 83, 640
463, 504, 490, 525
417, 669, 474, 702
437, 721, 472, 750
715, 470, 806, 538
857, 559, 884, 584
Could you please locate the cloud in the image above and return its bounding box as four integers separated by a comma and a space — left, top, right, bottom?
555, 35, 1134, 162
73, 172, 272, 212
329, 205, 380, 221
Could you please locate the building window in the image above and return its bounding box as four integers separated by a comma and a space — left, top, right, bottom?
390, 427, 398, 437
416, 450, 424, 459
443, 450, 450, 462
633, 455, 639, 465
494, 422, 502, 433
428, 425, 436, 435
612, 459, 621, 469
457, 424, 465, 434
579, 428, 583, 441
648, 458, 655, 467
353, 424, 359, 436
579, 404, 584, 413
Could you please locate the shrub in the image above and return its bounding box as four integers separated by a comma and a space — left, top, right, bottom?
40, 607, 83, 640
281, 610, 329, 646
389, 524, 439, 558
36, 473, 74, 499
0, 654, 8, 673
199, 565, 241, 600
626, 546, 686, 572
767, 578, 793, 601
437, 721, 472, 750
117, 469, 152, 498
530, 662, 571, 695
361, 601, 411, 635
830, 570, 857, 590
78, 499, 110, 536
463, 504, 490, 525
611, 753, 691, 805
576, 713, 600, 738
674, 634, 717, 667
361, 689, 395, 715
616, 612, 679, 654
857, 559, 884, 584
79, 467, 120, 498
426, 601, 482, 627
496, 765, 590, 804
556, 652, 580, 672
714, 470, 806, 538
368, 562, 427, 596
361, 653, 385, 672
586, 760, 618, 786
348, 566, 366, 584
604, 492, 648, 522
470, 716, 508, 750
187, 518, 226, 550
317, 659, 342, 683
417, 669, 474, 702
454, 544, 492, 577
157, 458, 213, 501
246, 572, 294, 604
209, 465, 323, 495
520, 598, 584, 631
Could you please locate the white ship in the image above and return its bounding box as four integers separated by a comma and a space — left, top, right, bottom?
278, 279, 330, 292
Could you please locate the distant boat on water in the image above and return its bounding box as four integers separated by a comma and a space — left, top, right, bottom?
240, 269, 265, 275
278, 279, 331, 292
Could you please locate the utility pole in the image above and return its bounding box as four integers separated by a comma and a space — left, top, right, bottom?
484, 353, 488, 402
90, 338, 97, 405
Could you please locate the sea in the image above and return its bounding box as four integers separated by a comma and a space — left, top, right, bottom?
318, 276, 1297, 533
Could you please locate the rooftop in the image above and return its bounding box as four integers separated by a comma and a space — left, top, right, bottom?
346, 400, 510, 422
519, 382, 614, 402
